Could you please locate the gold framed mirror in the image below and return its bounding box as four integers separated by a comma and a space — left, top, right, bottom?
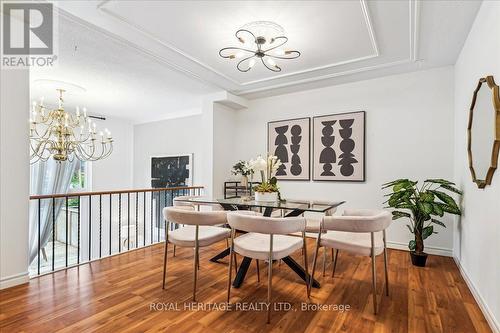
467, 76, 500, 189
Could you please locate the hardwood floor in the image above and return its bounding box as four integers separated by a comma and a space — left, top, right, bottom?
0, 240, 492, 333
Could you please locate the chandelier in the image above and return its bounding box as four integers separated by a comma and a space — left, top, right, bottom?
219, 21, 300, 72
29, 89, 113, 163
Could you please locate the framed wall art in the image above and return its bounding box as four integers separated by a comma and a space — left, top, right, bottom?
312, 111, 365, 181
267, 117, 310, 180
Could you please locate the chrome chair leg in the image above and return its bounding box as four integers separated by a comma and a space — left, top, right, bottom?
227, 229, 235, 303
162, 221, 169, 289
308, 233, 322, 297
332, 249, 339, 278
322, 246, 327, 277
193, 225, 199, 302
370, 232, 377, 315
302, 231, 310, 296
383, 230, 389, 296
267, 235, 274, 324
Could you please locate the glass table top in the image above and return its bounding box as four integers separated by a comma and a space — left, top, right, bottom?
175, 196, 345, 213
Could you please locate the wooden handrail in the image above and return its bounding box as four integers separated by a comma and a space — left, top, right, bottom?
29, 186, 204, 200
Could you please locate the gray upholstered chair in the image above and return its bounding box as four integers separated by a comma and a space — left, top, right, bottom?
308, 209, 392, 314
226, 211, 308, 324
162, 207, 232, 301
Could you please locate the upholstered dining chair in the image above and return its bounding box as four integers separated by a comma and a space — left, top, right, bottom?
162, 207, 232, 301
283, 199, 338, 275
172, 195, 224, 257
308, 209, 391, 314
226, 211, 309, 324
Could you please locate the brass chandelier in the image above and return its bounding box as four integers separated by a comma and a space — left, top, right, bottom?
219, 21, 301, 72
29, 89, 113, 163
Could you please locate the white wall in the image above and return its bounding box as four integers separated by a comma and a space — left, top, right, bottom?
0, 69, 30, 289
453, 2, 500, 331
133, 114, 205, 188
213, 103, 237, 198
234, 67, 456, 255
91, 116, 134, 191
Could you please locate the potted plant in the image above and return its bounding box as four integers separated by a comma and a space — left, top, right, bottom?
231, 160, 254, 189
382, 178, 462, 267
250, 155, 282, 202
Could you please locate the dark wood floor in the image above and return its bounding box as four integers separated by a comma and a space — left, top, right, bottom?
0, 239, 492, 333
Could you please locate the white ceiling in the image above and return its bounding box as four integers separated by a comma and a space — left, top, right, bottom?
37, 0, 481, 122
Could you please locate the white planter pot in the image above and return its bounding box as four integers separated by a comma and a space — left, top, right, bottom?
254, 191, 278, 202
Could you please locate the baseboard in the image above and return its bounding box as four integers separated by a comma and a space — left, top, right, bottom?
387, 241, 453, 257
0, 271, 29, 290
453, 257, 500, 333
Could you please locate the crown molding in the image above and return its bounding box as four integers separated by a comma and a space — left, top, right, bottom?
97, 0, 381, 87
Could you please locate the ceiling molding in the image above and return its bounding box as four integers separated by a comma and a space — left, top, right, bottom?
98, 0, 381, 87
56, 6, 225, 91
62, 0, 421, 96
238, 0, 420, 95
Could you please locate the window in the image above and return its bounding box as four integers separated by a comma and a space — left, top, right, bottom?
69, 160, 88, 191
68, 161, 91, 207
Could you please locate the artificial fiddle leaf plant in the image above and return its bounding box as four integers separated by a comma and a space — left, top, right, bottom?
382, 178, 462, 266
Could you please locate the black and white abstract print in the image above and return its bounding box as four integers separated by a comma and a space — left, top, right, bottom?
268, 118, 310, 180
313, 111, 365, 181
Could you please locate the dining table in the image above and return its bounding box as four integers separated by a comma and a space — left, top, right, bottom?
174, 196, 345, 289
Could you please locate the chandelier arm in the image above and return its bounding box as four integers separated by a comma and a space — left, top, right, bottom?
219, 47, 256, 58
260, 57, 281, 72
265, 51, 301, 60
236, 55, 257, 72
262, 36, 288, 53
235, 29, 257, 44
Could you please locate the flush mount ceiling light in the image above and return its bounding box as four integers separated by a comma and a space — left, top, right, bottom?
219, 21, 301, 72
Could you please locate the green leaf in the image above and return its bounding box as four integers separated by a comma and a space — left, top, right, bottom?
409, 240, 416, 251
431, 219, 446, 228
432, 203, 444, 217
392, 211, 411, 220
422, 226, 434, 240
436, 202, 462, 215
440, 184, 463, 195
406, 224, 414, 233
430, 190, 459, 209
382, 179, 408, 188
388, 191, 406, 207
420, 192, 435, 203
425, 179, 455, 185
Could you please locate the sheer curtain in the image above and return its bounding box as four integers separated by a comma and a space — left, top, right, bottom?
29, 159, 77, 264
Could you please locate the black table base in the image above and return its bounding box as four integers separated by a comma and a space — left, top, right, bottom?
209, 205, 320, 289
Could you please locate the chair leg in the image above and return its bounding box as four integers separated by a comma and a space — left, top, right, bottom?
233, 252, 239, 275
308, 236, 321, 297
162, 222, 169, 289
383, 230, 389, 296
256, 259, 260, 282
267, 235, 274, 324
371, 232, 377, 315
332, 249, 339, 278
322, 246, 327, 277
173, 245, 176, 257
302, 232, 310, 296
193, 226, 199, 302
227, 229, 235, 303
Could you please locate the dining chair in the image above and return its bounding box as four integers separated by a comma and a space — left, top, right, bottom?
284, 199, 337, 275
308, 209, 391, 314
172, 195, 224, 257
226, 211, 308, 324
162, 207, 232, 301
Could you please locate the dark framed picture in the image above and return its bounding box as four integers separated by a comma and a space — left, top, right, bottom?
267, 117, 310, 181
313, 111, 365, 181
151, 154, 193, 188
